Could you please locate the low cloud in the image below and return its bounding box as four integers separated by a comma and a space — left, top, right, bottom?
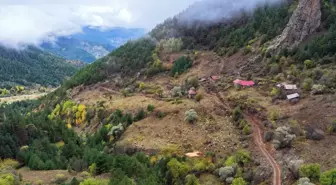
178, 0, 285, 24
0, 0, 198, 48
0, 0, 284, 48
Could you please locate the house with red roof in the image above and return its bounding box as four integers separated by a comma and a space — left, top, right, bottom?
233, 79, 255, 87
210, 76, 221, 81
188, 88, 197, 99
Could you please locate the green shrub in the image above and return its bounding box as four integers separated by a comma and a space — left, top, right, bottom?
89, 163, 97, 176
53, 174, 68, 184
320, 168, 336, 185
302, 78, 313, 91
184, 109, 198, 123
0, 174, 16, 185
155, 111, 166, 119
304, 60, 314, 69
299, 163, 321, 181
328, 120, 336, 133
269, 110, 279, 121
225, 150, 251, 166
79, 178, 109, 185
167, 158, 190, 180
185, 174, 200, 185
232, 177, 247, 185
242, 124, 251, 135
185, 77, 199, 89
270, 88, 280, 96
134, 109, 146, 121
195, 93, 203, 102
170, 56, 193, 76
243, 45, 252, 55
232, 107, 243, 122
147, 105, 155, 112
171, 86, 183, 97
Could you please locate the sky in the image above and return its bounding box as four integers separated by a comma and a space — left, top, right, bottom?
0, 0, 198, 47
0, 0, 283, 48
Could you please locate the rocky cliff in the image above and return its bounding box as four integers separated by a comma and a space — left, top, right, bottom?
267, 0, 321, 53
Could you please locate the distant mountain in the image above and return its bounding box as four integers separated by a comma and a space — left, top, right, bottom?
0, 45, 78, 88
41, 27, 146, 63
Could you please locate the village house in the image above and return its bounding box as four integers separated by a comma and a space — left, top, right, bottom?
188, 87, 197, 99
276, 83, 300, 100
210, 76, 221, 81
287, 93, 300, 104
233, 79, 255, 87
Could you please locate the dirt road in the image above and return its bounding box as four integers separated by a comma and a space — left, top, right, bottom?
247, 116, 281, 185
213, 90, 281, 185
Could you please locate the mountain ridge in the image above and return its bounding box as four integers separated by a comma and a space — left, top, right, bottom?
41, 27, 146, 63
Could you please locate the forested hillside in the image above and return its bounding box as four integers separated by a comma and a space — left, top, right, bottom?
0, 45, 78, 88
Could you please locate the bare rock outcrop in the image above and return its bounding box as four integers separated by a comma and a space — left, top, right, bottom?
267, 0, 321, 53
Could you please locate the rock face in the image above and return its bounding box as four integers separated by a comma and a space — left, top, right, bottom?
268, 0, 321, 53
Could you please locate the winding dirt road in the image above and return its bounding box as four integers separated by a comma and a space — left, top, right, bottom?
213, 90, 281, 185
247, 116, 281, 185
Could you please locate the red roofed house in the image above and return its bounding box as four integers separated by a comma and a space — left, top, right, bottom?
233, 79, 255, 87
188, 88, 197, 99
210, 76, 221, 81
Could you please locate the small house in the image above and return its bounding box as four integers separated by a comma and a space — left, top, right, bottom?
287, 93, 300, 104
277, 83, 299, 98
210, 76, 221, 81
188, 88, 197, 99
284, 84, 297, 90
233, 79, 255, 87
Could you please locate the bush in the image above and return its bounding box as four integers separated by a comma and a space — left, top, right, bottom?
0, 174, 16, 185
155, 111, 166, 119
53, 174, 68, 184
242, 124, 251, 135
167, 158, 190, 180
171, 86, 183, 97
195, 93, 203, 102
243, 45, 252, 55
328, 120, 336, 133
232, 107, 243, 122
79, 178, 109, 185
134, 109, 146, 121
297, 177, 314, 185
219, 166, 235, 179
304, 60, 314, 69
269, 110, 279, 121
302, 78, 313, 91
320, 168, 336, 185
0, 159, 19, 170
184, 77, 199, 90
184, 109, 198, 123
232, 177, 247, 185
270, 88, 280, 96
159, 38, 183, 53
311, 84, 326, 95
147, 105, 155, 112
170, 56, 193, 76
225, 150, 251, 166
273, 126, 296, 150
299, 163, 321, 181
185, 174, 200, 185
